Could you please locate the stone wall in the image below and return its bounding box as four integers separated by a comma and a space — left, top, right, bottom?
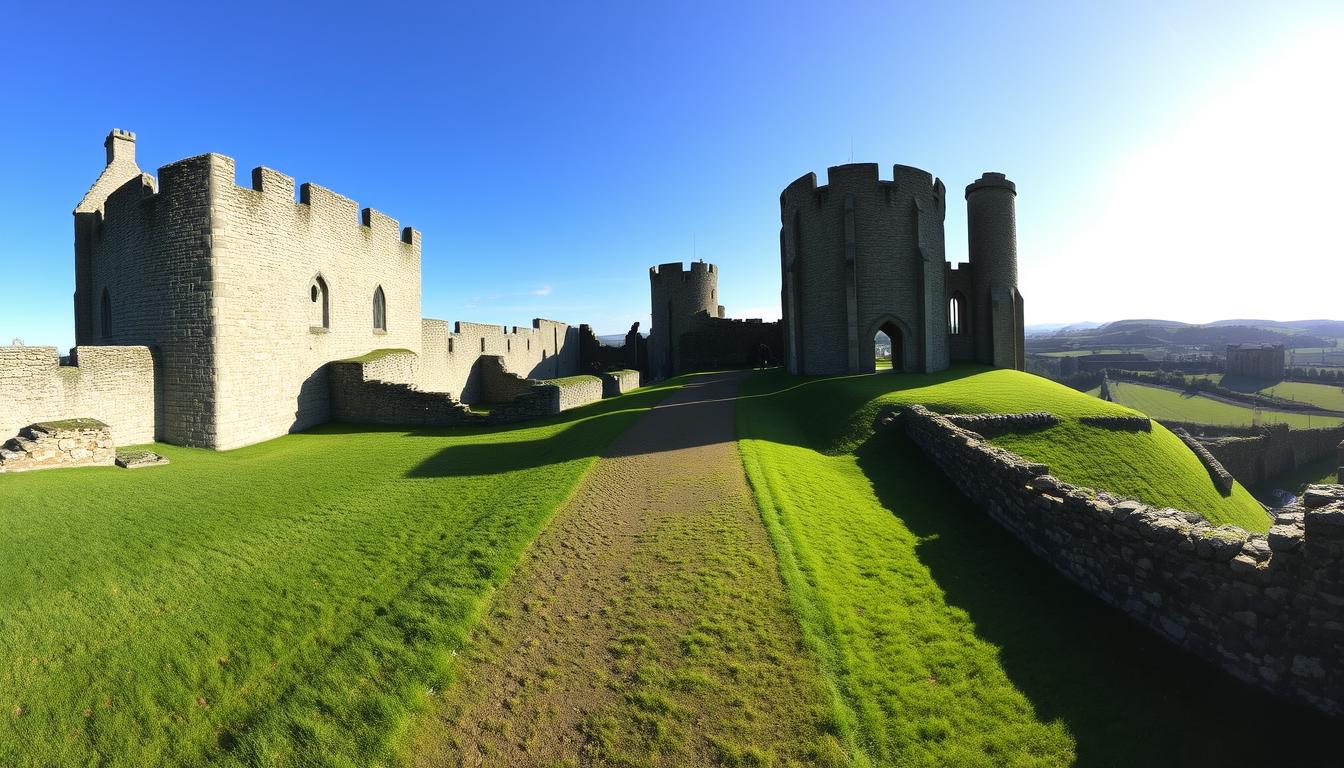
0, 420, 115, 473
1227, 344, 1286, 379
678, 316, 784, 372
1166, 422, 1344, 489
329, 357, 480, 427
598, 369, 641, 397
898, 404, 1344, 716
550, 376, 604, 411
417, 319, 580, 405
944, 411, 1058, 437
1079, 415, 1152, 431
0, 346, 156, 445
1172, 427, 1237, 495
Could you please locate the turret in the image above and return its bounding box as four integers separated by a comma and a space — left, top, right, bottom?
965, 172, 1024, 370
648, 261, 719, 379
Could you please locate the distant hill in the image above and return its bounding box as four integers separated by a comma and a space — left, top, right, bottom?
1026, 317, 1343, 355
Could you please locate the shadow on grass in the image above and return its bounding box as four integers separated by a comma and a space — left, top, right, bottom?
851, 429, 1338, 767
401, 372, 747, 478
735, 368, 1337, 766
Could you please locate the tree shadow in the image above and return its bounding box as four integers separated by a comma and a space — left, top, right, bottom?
852, 429, 1339, 767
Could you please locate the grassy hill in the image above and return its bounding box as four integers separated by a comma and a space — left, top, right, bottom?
0, 379, 683, 766
1095, 380, 1344, 429
737, 367, 1332, 766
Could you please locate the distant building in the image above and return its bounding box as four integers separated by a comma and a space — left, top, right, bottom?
1226, 344, 1285, 379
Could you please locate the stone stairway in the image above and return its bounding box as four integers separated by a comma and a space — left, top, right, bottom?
0, 420, 115, 473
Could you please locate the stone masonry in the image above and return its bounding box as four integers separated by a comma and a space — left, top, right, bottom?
1, 130, 596, 450
898, 404, 1344, 716
0, 420, 115, 473
779, 165, 1024, 375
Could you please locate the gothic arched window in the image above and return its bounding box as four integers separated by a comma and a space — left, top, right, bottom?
310, 275, 330, 329
372, 285, 387, 332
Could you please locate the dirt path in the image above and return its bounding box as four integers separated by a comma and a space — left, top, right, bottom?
409, 371, 838, 767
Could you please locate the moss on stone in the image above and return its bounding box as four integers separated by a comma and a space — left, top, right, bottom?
338, 348, 415, 365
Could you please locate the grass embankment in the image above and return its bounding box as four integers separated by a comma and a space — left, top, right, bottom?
1095, 380, 1344, 428
0, 379, 682, 767
737, 366, 1335, 766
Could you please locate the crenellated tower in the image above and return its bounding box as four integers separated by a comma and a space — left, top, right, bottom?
778, 163, 1024, 376
648, 261, 719, 379
779, 163, 948, 375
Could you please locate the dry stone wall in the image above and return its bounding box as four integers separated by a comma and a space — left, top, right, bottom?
0, 420, 115, 473
598, 369, 641, 397
1166, 422, 1344, 489
0, 346, 155, 445
898, 404, 1344, 716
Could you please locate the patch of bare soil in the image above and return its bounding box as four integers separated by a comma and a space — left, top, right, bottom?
408, 372, 840, 767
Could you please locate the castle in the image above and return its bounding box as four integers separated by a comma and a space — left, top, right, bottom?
779, 164, 1024, 374
1, 134, 1024, 455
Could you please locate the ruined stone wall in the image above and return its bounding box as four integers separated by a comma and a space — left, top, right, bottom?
597, 369, 641, 397
417, 320, 580, 404
329, 357, 479, 427
944, 263, 976, 362
780, 164, 949, 375
0, 346, 156, 445
1167, 422, 1344, 488
0, 420, 115, 473
579, 324, 641, 373
899, 404, 1344, 716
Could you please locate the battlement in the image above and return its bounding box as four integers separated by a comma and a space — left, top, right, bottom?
117, 142, 420, 251
780, 163, 946, 213
649, 261, 718, 281
965, 171, 1016, 197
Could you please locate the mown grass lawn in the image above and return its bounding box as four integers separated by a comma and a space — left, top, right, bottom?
0, 379, 680, 767
737, 366, 1336, 767
1098, 380, 1344, 429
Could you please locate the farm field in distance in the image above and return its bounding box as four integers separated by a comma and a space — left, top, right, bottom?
1090, 380, 1344, 429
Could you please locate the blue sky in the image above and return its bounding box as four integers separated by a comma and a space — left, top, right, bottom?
1, 1, 1340, 348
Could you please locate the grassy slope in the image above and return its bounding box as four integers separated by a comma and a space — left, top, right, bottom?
1217, 376, 1344, 412
0, 380, 679, 767
1102, 380, 1344, 428
736, 367, 1336, 767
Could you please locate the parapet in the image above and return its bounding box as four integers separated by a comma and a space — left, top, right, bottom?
965, 172, 1016, 198
780, 163, 945, 215
649, 261, 718, 282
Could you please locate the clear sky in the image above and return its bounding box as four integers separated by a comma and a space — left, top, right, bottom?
1, 1, 1340, 348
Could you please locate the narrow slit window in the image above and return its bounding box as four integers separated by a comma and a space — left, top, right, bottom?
310, 275, 330, 329
372, 285, 387, 332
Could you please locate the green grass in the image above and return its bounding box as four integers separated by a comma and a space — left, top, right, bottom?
736, 367, 1335, 767
337, 347, 414, 364
1214, 376, 1344, 412
542, 374, 602, 387
0, 379, 684, 766
1102, 380, 1344, 428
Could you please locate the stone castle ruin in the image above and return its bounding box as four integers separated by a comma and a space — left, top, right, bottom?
1226, 343, 1286, 380
2, 134, 1026, 458
779, 164, 1024, 374
3, 131, 609, 452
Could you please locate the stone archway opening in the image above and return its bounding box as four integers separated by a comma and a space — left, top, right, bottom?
875, 321, 904, 373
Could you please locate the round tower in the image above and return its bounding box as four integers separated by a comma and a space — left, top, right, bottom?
648, 261, 718, 380
965, 172, 1023, 369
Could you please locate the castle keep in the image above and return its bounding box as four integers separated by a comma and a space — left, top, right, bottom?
3, 131, 594, 450
779, 164, 1024, 375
